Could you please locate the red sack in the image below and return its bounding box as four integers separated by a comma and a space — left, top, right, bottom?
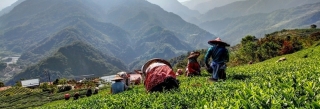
144, 65, 176, 92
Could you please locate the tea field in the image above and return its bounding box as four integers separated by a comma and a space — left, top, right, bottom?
40, 45, 320, 108
0, 87, 93, 109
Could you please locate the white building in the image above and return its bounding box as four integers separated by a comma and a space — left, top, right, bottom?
100, 75, 116, 83
21, 79, 40, 88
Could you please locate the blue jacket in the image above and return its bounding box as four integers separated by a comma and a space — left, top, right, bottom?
204, 45, 229, 65
111, 82, 125, 94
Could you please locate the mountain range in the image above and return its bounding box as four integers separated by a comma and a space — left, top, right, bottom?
148, 0, 320, 45
1, 0, 320, 84
0, 0, 214, 83
200, 2, 320, 45
181, 0, 242, 14
147, 0, 201, 24
6, 41, 127, 85
0, 0, 25, 17
200, 0, 320, 21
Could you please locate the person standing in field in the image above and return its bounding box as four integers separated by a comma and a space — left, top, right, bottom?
204, 37, 230, 81
186, 51, 201, 77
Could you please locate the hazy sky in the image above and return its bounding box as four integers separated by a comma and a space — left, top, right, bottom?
0, 0, 17, 11
0, 0, 191, 11
178, 0, 190, 2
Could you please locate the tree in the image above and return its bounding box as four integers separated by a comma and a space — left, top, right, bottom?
240, 35, 258, 62
280, 40, 294, 55
0, 81, 5, 87
58, 78, 68, 85
241, 35, 258, 45
40, 82, 49, 90
53, 79, 59, 85
15, 81, 22, 87
311, 24, 317, 29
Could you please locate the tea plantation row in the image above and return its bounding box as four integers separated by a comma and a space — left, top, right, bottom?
40, 45, 320, 108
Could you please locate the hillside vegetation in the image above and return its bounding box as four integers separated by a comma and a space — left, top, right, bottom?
170, 28, 320, 69
6, 41, 127, 85
0, 87, 92, 109
200, 2, 320, 45
40, 42, 320, 108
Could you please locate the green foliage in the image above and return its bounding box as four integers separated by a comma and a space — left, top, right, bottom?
15, 81, 22, 87
0, 87, 42, 97
57, 85, 72, 93
39, 45, 320, 108
39, 83, 49, 91
7, 41, 127, 85
0, 87, 96, 109
239, 35, 259, 61
0, 82, 4, 87
229, 29, 320, 66
311, 24, 317, 29
171, 29, 320, 68
58, 78, 67, 85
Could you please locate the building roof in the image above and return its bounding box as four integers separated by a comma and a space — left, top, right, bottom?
21, 79, 40, 87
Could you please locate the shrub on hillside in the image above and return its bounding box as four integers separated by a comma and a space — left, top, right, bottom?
0, 82, 4, 87
311, 24, 317, 29
58, 85, 72, 93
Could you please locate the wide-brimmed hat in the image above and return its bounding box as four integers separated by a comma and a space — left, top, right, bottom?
141, 58, 172, 75
117, 72, 127, 77
112, 75, 124, 81
208, 37, 230, 46
187, 51, 200, 59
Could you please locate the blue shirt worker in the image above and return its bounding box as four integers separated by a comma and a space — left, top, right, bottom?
204, 37, 230, 81
111, 75, 126, 94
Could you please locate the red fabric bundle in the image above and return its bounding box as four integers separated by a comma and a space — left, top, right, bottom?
187, 62, 200, 74
144, 65, 176, 92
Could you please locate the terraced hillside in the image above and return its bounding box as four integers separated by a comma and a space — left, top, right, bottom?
40, 44, 320, 108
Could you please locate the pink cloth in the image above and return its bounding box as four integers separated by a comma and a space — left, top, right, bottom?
144, 65, 176, 92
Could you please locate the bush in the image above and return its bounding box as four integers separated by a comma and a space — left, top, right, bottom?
58, 85, 72, 92
311, 24, 317, 29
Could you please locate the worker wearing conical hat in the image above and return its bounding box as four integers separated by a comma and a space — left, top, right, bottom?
186, 51, 201, 77
204, 37, 230, 81
110, 75, 126, 94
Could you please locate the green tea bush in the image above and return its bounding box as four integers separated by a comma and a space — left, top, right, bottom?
40, 46, 320, 108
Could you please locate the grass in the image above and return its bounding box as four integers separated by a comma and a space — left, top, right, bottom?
0, 86, 110, 109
